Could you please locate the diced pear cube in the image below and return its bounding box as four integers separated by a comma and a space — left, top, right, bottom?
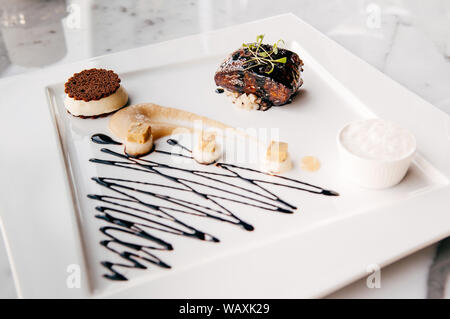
127, 122, 151, 144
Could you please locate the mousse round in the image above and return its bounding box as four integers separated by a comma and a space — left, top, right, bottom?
64, 68, 127, 117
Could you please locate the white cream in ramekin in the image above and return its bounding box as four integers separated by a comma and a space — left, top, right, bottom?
337, 119, 416, 189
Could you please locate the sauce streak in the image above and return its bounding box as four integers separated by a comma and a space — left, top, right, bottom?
88, 134, 338, 281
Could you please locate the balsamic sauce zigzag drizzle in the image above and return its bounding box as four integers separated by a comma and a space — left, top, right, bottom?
89, 133, 339, 281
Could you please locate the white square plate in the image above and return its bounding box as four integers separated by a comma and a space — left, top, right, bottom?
1, 14, 449, 298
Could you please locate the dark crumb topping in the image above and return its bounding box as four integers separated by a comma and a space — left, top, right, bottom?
64, 68, 121, 102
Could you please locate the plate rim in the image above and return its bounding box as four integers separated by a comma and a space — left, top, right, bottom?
0, 13, 449, 298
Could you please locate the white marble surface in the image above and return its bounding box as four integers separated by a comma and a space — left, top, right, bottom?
0, 0, 449, 299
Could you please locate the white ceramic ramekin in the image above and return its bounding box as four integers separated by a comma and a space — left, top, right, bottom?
337, 120, 417, 189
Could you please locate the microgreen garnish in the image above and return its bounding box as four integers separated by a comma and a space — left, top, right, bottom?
242, 35, 286, 74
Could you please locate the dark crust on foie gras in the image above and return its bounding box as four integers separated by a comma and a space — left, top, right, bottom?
214, 44, 303, 108
64, 68, 121, 102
